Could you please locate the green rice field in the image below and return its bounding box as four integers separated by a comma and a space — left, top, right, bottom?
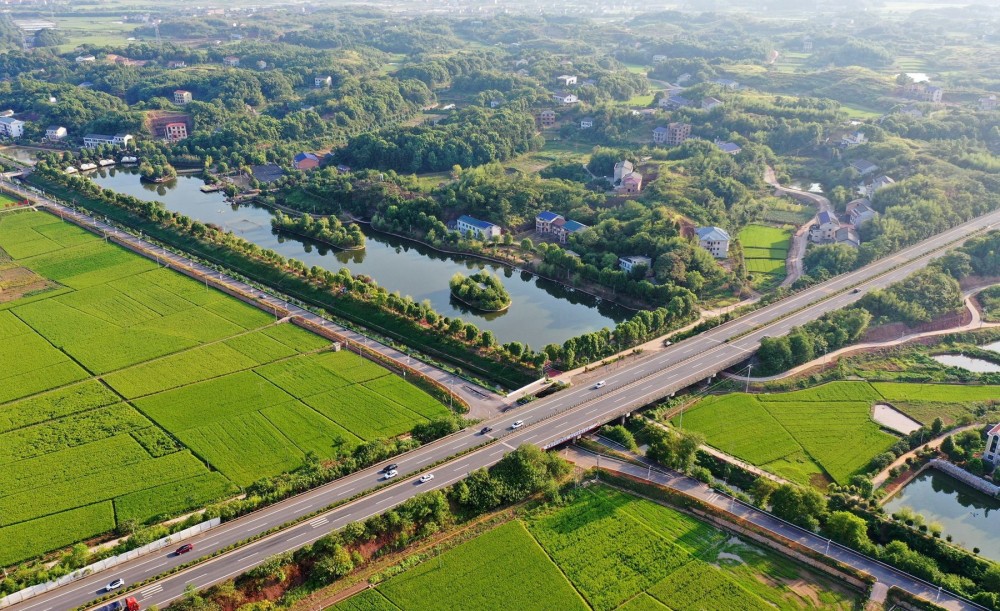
0, 210, 450, 566
331, 486, 858, 611
676, 381, 1000, 486
739, 224, 791, 285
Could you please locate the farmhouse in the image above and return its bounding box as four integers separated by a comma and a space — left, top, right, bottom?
841, 131, 866, 147
658, 122, 691, 146
714, 140, 741, 155
167, 60, 187, 69
711, 78, 739, 90
613, 160, 634, 183
619, 172, 643, 194
315, 75, 333, 88
696, 226, 731, 259
293, 152, 321, 170
619, 255, 652, 273
580, 117, 594, 129
859, 174, 895, 198
980, 95, 998, 111
164, 122, 188, 141
557, 75, 577, 86
0, 117, 24, 139
536, 211, 563, 234
554, 219, 588, 244
986, 423, 1000, 464
846, 198, 877, 226
552, 91, 578, 105
701, 96, 723, 110
173, 90, 192, 105
538, 109, 556, 128
809, 211, 840, 243
46, 125, 67, 140
455, 215, 502, 241
849, 158, 879, 176
223, 56, 240, 67
83, 133, 133, 148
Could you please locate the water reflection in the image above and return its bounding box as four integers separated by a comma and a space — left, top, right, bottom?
884, 470, 1000, 561
84, 168, 631, 346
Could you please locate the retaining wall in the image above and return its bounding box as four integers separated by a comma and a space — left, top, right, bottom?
928, 459, 1000, 497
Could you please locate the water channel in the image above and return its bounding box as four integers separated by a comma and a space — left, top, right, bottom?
83, 168, 630, 347
884, 469, 1000, 562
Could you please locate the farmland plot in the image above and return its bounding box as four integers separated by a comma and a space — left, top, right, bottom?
0, 210, 449, 564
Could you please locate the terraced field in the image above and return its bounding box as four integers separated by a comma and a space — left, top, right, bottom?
0, 210, 450, 565
677, 381, 1000, 486
331, 486, 857, 611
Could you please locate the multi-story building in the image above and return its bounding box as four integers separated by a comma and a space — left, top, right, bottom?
174, 90, 192, 105
164, 122, 188, 141
46, 126, 67, 140
538, 110, 556, 128
696, 226, 731, 259
0, 117, 25, 139
985, 423, 1000, 464
83, 133, 134, 148
455, 215, 502, 241
663, 122, 691, 146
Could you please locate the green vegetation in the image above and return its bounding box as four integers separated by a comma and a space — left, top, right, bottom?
677, 382, 899, 486
334, 486, 857, 611
0, 210, 450, 566
448, 270, 511, 312
271, 211, 365, 250
739, 224, 791, 285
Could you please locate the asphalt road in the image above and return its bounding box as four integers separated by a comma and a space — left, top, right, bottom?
7, 194, 1000, 611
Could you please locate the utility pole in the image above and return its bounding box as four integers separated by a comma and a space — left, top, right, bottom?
745, 364, 752, 393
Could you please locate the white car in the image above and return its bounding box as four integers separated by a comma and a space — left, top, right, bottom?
383, 469, 398, 480
106, 578, 125, 592
418, 473, 435, 483
594, 380, 606, 389
511, 420, 524, 429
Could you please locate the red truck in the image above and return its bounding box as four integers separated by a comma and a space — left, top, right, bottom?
97, 597, 139, 611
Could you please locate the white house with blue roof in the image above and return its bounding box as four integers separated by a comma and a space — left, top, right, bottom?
455, 215, 502, 240
696, 226, 731, 259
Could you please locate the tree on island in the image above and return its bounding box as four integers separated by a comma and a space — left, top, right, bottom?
138, 152, 177, 183
449, 271, 511, 312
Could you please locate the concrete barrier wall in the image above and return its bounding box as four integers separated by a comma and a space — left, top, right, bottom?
929, 459, 1000, 497
0, 519, 221, 609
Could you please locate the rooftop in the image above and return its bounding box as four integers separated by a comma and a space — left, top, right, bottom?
537, 211, 562, 222
457, 215, 499, 230
696, 226, 731, 242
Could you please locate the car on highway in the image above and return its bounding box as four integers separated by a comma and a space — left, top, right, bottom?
594, 380, 606, 389
105, 578, 125, 592
511, 420, 524, 429
418, 473, 435, 483
174, 543, 194, 555
383, 469, 398, 479
480, 426, 493, 434
382, 463, 398, 473
851, 288, 861, 294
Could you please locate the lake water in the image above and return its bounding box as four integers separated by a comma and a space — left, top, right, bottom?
931, 354, 1000, 373
884, 469, 1000, 562
83, 168, 630, 347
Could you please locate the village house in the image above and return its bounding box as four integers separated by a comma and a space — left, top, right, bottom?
859, 175, 895, 198
619, 255, 652, 274
552, 219, 588, 244
167, 60, 187, 69
173, 90, 192, 105
293, 152, 320, 170
251, 163, 284, 184
841, 131, 866, 147
557, 75, 577, 86
538, 109, 556, 128
613, 160, 634, 183
536, 211, 563, 234
802, 36, 813, 51
658, 93, 692, 109
809, 211, 840, 243
846, 198, 877, 226
257, 60, 268, 70
701, 96, 723, 110
552, 91, 578, 105
164, 122, 188, 141
223, 56, 240, 67
315, 76, 332, 88
456, 215, 502, 241
490, 99, 502, 109
652, 126, 669, 144
981, 95, 998, 111
849, 158, 879, 176
906, 82, 943, 103
985, 423, 1000, 464
835, 225, 860, 248
696, 226, 731, 259
75, 55, 96, 63
667, 122, 693, 146
711, 78, 739, 90
45, 125, 67, 140
0, 117, 24, 139
652, 54, 668, 63
580, 117, 594, 129
83, 133, 133, 148
714, 140, 741, 155
619, 172, 643, 194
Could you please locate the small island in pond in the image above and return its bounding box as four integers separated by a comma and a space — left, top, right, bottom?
138, 153, 177, 183
449, 271, 511, 312
271, 211, 365, 250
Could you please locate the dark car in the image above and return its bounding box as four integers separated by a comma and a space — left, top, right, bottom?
382, 463, 398, 473
175, 543, 194, 555
480, 426, 493, 434
851, 288, 861, 294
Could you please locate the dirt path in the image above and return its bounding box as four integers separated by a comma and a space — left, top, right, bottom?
872, 424, 979, 489
724, 289, 998, 384
764, 166, 832, 289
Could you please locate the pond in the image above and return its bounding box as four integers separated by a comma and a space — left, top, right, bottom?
931, 354, 1000, 373
872, 404, 922, 435
83, 168, 631, 347
884, 469, 1000, 562
0, 145, 46, 166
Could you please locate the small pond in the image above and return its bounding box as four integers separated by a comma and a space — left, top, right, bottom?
872, 404, 922, 435
885, 469, 1000, 562
931, 354, 1000, 373
83, 168, 632, 347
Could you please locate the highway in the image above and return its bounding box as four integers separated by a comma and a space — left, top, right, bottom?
8, 198, 1000, 611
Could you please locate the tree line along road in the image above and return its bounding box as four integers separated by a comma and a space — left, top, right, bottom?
5, 189, 1000, 611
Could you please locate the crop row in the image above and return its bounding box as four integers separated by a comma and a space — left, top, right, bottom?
377, 521, 587, 611
0, 502, 115, 568
115, 472, 237, 524
332, 589, 402, 611
745, 258, 787, 274
0, 434, 149, 495
304, 386, 429, 441
872, 382, 1000, 404
0, 450, 208, 527
647, 559, 772, 611
526, 488, 692, 611
761, 381, 883, 403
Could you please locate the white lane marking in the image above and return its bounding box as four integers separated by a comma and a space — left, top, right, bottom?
375, 497, 394, 506
290, 532, 310, 540
309, 517, 329, 528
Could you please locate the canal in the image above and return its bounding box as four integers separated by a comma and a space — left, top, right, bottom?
84, 168, 631, 347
